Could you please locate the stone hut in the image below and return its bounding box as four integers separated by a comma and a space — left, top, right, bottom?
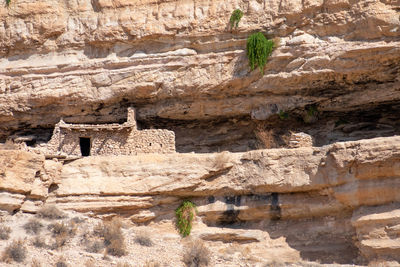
45, 108, 175, 156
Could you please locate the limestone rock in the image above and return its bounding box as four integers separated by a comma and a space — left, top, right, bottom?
0, 150, 44, 194
0, 192, 25, 212
352, 203, 400, 261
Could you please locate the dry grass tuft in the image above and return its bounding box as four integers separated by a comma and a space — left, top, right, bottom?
85, 240, 104, 253
254, 123, 276, 149
37, 205, 66, 220
183, 240, 211, 267
32, 235, 47, 248
93, 218, 127, 257
23, 218, 44, 235
2, 239, 27, 263
56, 257, 68, 267
0, 225, 11, 240
48, 221, 76, 250
134, 231, 153, 247
106, 239, 127, 257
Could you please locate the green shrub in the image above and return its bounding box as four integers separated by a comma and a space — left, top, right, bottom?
246, 32, 275, 75
278, 111, 289, 120
176, 200, 196, 237
5, 0, 10, 6
303, 105, 319, 123
229, 9, 243, 29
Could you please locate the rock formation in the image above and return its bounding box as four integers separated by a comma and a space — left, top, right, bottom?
0, 0, 400, 265
1, 136, 400, 264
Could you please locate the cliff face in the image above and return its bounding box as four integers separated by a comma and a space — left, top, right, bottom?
1, 0, 400, 265
0, 0, 400, 152
1, 136, 400, 264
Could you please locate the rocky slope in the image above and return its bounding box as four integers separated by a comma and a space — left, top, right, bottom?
1, 136, 400, 264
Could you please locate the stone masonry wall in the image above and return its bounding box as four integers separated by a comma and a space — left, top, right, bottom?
45, 123, 175, 156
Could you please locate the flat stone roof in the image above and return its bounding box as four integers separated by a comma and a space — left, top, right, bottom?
59, 122, 134, 130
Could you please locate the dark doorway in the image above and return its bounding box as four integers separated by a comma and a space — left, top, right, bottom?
79, 137, 91, 156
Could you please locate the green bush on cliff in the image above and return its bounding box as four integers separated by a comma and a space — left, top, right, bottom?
246, 32, 275, 75
176, 200, 196, 237
5, 0, 10, 6
230, 9, 243, 29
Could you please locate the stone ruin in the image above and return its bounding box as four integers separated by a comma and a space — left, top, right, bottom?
43, 107, 175, 157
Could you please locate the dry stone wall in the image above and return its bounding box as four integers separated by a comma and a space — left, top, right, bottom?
44, 108, 175, 156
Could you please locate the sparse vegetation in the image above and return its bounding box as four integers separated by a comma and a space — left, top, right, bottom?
23, 218, 44, 235
56, 257, 68, 267
5, 0, 10, 7
37, 205, 65, 220
134, 231, 153, 247
246, 32, 275, 75
303, 105, 319, 123
254, 123, 276, 149
49, 221, 76, 237
32, 235, 47, 248
93, 218, 127, 257
183, 240, 210, 267
0, 225, 11, 240
2, 240, 27, 263
107, 239, 127, 257
176, 200, 196, 237
48, 221, 76, 249
85, 240, 104, 253
278, 110, 289, 120
229, 9, 243, 29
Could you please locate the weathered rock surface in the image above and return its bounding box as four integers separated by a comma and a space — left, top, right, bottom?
0, 0, 399, 153
1, 136, 400, 264
1, 0, 400, 265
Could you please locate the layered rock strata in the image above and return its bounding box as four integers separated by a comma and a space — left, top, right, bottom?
1, 136, 400, 263
0, 0, 399, 152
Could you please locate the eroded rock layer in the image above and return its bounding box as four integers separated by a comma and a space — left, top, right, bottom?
0, 0, 400, 152
1, 136, 400, 263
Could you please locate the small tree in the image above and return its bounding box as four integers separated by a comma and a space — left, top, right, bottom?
246, 32, 275, 75
229, 9, 243, 29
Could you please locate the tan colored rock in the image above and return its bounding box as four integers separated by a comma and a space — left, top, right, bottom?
0, 149, 44, 194
352, 204, 400, 261
0, 0, 398, 140
0, 192, 25, 212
